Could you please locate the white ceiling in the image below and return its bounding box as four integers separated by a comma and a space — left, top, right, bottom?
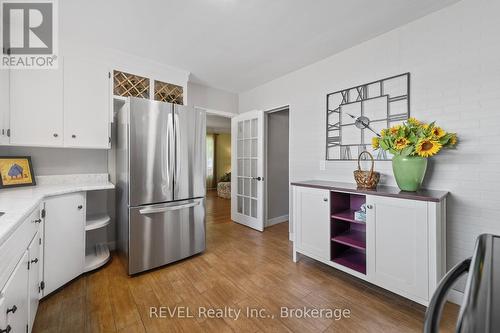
62, 0, 460, 93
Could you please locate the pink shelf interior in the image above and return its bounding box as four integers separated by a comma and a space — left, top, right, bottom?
332, 248, 366, 274
332, 229, 366, 250
331, 210, 365, 224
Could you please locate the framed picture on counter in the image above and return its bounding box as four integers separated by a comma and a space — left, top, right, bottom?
0, 156, 36, 189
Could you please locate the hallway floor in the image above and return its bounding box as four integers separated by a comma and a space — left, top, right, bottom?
33, 191, 459, 332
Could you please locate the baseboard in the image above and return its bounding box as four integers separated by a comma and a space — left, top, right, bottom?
447, 288, 464, 305
266, 214, 289, 227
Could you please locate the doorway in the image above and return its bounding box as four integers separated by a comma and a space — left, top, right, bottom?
205, 112, 233, 224
265, 108, 290, 228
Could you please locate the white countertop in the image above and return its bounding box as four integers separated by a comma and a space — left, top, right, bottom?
0, 174, 114, 247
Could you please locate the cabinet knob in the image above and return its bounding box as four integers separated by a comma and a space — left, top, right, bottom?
0, 325, 11, 333
323, 198, 328, 202
33, 218, 42, 223
72, 134, 76, 138
77, 205, 83, 210
53, 133, 58, 137
6, 305, 17, 314
31, 258, 39, 264
366, 204, 373, 209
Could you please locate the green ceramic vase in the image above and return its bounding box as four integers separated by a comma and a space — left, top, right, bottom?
392, 155, 428, 191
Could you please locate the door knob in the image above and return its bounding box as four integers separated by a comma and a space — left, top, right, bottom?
366, 204, 373, 209
323, 198, 328, 202
72, 134, 76, 138
53, 133, 58, 137
77, 205, 83, 210
6, 305, 17, 314
252, 177, 262, 181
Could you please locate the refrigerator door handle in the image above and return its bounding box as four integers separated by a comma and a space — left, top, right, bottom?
173, 112, 181, 193
424, 257, 471, 333
139, 201, 201, 215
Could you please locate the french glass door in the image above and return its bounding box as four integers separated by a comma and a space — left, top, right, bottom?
231, 110, 264, 231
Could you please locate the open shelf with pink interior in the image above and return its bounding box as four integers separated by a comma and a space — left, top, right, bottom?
330, 191, 366, 274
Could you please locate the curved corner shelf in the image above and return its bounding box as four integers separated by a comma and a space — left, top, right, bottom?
84, 243, 110, 273
85, 214, 111, 231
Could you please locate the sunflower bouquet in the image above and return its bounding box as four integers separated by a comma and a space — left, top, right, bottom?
371, 117, 457, 158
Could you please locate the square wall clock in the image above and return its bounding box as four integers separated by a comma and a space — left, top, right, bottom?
0, 156, 36, 188
326, 73, 410, 160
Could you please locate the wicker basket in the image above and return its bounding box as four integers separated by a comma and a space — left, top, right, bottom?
353, 151, 380, 189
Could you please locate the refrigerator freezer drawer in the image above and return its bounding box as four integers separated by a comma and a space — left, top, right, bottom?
128, 198, 205, 274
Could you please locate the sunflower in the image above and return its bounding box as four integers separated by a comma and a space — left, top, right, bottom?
372, 137, 380, 149
415, 139, 442, 157
408, 117, 421, 126
380, 128, 389, 137
394, 137, 409, 150
431, 126, 446, 139
449, 134, 457, 145
390, 125, 401, 135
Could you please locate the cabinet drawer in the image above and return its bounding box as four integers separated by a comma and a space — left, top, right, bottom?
0, 207, 40, 290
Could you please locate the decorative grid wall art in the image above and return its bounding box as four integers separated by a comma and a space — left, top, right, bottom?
154, 80, 184, 105
326, 73, 410, 160
113, 70, 150, 98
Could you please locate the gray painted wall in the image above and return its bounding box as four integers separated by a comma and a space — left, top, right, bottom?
267, 110, 289, 220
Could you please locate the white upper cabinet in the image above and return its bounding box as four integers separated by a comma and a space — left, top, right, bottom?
293, 186, 330, 260
0, 69, 9, 144
64, 57, 110, 149
366, 195, 429, 301
10, 64, 64, 147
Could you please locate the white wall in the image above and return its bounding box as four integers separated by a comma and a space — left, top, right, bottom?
239, 0, 500, 291
267, 110, 289, 221
188, 82, 239, 114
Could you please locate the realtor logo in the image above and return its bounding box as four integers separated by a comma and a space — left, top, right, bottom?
1, 0, 58, 69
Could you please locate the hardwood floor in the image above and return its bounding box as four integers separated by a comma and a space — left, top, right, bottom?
33, 190, 459, 332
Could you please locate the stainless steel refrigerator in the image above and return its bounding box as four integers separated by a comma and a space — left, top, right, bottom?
116, 97, 206, 275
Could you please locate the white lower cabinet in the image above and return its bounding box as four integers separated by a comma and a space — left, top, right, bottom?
293, 186, 330, 261
43, 192, 86, 296
292, 184, 445, 305
366, 195, 429, 301
28, 233, 41, 332
0, 252, 29, 333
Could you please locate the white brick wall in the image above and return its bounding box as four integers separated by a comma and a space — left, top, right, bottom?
239, 0, 500, 292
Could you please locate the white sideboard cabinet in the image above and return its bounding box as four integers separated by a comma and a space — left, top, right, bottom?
292, 180, 447, 306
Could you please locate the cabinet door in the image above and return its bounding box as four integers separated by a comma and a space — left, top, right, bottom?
0, 68, 9, 144
366, 195, 429, 300
64, 57, 110, 148
0, 252, 29, 333
10, 65, 64, 146
294, 186, 330, 260
43, 192, 85, 296
28, 233, 41, 332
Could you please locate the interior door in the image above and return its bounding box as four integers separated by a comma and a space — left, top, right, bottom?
231, 110, 265, 231
173, 105, 206, 201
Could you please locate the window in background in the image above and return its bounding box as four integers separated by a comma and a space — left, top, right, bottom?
206, 134, 215, 189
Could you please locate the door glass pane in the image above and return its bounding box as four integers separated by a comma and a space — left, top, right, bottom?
251, 159, 257, 177
238, 177, 243, 195
244, 120, 251, 139
245, 159, 251, 177
251, 139, 257, 157
251, 119, 257, 137
244, 197, 250, 216
237, 196, 243, 213
244, 140, 250, 157
251, 199, 257, 218
238, 140, 243, 158
244, 178, 250, 196
251, 179, 257, 198
238, 121, 244, 139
